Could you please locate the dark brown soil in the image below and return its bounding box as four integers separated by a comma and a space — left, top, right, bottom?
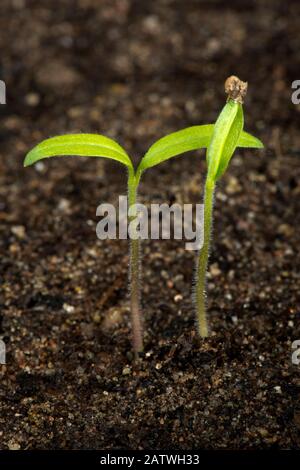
0, 0, 300, 450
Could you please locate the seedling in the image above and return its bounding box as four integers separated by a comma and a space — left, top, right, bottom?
138, 78, 263, 340
24, 135, 146, 355
193, 76, 263, 337
24, 130, 214, 354
24, 76, 262, 352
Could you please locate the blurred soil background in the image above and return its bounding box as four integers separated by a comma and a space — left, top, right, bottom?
0, 0, 300, 449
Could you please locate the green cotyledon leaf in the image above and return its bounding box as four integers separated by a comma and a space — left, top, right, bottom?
206, 100, 244, 182
214, 104, 244, 180
238, 130, 263, 149
24, 133, 133, 170
137, 123, 263, 179
137, 125, 213, 175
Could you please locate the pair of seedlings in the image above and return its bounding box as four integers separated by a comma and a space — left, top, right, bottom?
24, 76, 263, 355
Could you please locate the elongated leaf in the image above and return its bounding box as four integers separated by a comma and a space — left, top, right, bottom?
24, 133, 133, 170
207, 100, 244, 181
215, 104, 244, 179
237, 130, 264, 149
137, 123, 263, 176
137, 125, 213, 175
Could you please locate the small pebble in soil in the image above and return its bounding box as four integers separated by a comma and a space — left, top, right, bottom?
25, 92, 40, 107
101, 307, 125, 331
8, 441, 21, 450
63, 303, 75, 314
210, 263, 221, 277
226, 176, 241, 194
35, 162, 46, 173
11, 225, 26, 239
122, 367, 131, 375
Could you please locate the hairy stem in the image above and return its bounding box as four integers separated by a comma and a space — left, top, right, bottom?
195, 177, 215, 337
128, 169, 143, 354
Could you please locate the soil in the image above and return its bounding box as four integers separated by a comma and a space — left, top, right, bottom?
0, 0, 300, 450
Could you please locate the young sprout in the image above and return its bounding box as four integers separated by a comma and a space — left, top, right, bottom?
138, 79, 262, 339
24, 77, 262, 353
194, 76, 263, 337
24, 134, 146, 354
24, 129, 214, 355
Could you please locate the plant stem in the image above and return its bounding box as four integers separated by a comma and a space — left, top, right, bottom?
128, 169, 143, 354
195, 177, 215, 337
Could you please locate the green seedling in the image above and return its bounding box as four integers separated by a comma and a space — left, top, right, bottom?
24, 134, 146, 355
194, 76, 263, 337
24, 130, 213, 354
24, 76, 262, 352
138, 77, 263, 339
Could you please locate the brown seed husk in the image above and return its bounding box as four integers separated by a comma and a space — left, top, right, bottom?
224, 75, 248, 104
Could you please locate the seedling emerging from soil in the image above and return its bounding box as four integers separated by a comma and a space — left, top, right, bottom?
24, 130, 215, 354
24, 77, 262, 352
194, 76, 263, 337
24, 135, 146, 354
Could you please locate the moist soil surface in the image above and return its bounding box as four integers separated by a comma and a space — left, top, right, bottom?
0, 0, 300, 450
